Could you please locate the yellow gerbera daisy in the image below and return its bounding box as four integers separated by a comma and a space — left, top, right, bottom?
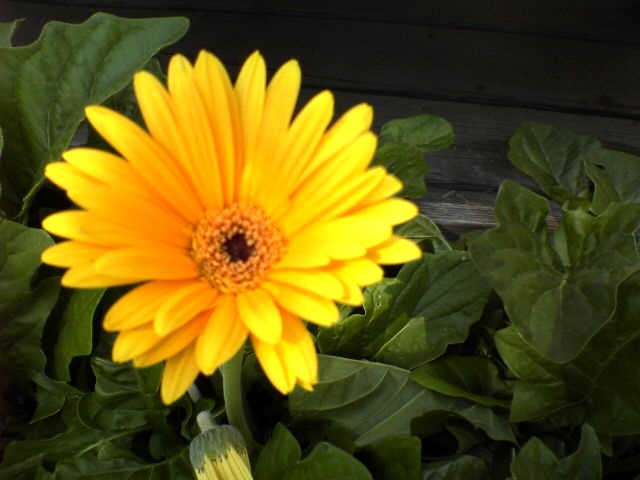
41, 50, 421, 404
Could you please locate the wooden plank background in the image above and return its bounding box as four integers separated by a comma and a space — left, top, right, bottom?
3, 0, 640, 236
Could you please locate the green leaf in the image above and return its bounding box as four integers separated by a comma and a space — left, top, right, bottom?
0, 221, 60, 388
372, 143, 428, 198
0, 20, 21, 47
254, 424, 372, 480
422, 455, 488, 480
0, 13, 189, 220
52, 289, 104, 381
411, 356, 513, 408
318, 251, 491, 369
359, 436, 421, 480
289, 356, 515, 448
471, 181, 640, 363
395, 214, 452, 253
508, 122, 600, 207
77, 357, 167, 434
379, 114, 455, 153
496, 271, 640, 432
510, 424, 601, 480
585, 147, 640, 214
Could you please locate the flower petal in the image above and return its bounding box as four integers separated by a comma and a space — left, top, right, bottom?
61, 263, 144, 288
368, 236, 422, 264
134, 311, 208, 368
263, 281, 338, 326
161, 343, 200, 404
236, 288, 282, 344
112, 323, 158, 362
196, 295, 248, 374
194, 50, 241, 204
41, 241, 109, 268
267, 269, 344, 300
94, 247, 200, 281
85, 105, 202, 222
154, 281, 218, 335
235, 51, 266, 167
104, 280, 194, 331
252, 313, 317, 394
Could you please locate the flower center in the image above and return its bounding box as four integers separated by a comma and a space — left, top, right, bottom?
190, 204, 285, 293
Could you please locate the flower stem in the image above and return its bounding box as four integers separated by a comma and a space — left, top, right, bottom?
221, 346, 258, 453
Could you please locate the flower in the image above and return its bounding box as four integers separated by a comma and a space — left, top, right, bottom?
41, 50, 421, 404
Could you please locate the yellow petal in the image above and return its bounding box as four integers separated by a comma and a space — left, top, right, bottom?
251, 336, 292, 394
194, 50, 241, 204
62, 148, 172, 209
166, 55, 224, 210
104, 280, 194, 331
278, 313, 317, 386
195, 295, 248, 374
263, 281, 338, 326
333, 258, 384, 286
275, 245, 330, 269
236, 288, 282, 344
85, 105, 202, 222
65, 186, 190, 248
267, 90, 334, 199
251, 313, 317, 394
352, 198, 419, 226
154, 281, 218, 335
161, 343, 200, 404
267, 269, 344, 301
368, 236, 422, 264
41, 241, 109, 268
245, 59, 301, 206
134, 311, 207, 367
112, 323, 159, 362
311, 102, 373, 172
281, 160, 384, 235
94, 247, 199, 281
235, 51, 266, 167
61, 263, 143, 288
45, 161, 99, 191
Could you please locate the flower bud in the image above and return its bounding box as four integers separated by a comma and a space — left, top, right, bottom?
190, 412, 253, 480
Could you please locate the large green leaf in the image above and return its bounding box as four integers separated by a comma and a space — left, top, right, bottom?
254, 423, 372, 480
289, 356, 515, 448
508, 122, 599, 207
0, 220, 59, 388
372, 113, 454, 199
471, 181, 640, 363
584, 147, 640, 215
379, 114, 455, 153
0, 13, 189, 220
495, 271, 640, 433
509, 424, 601, 480
318, 251, 491, 369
